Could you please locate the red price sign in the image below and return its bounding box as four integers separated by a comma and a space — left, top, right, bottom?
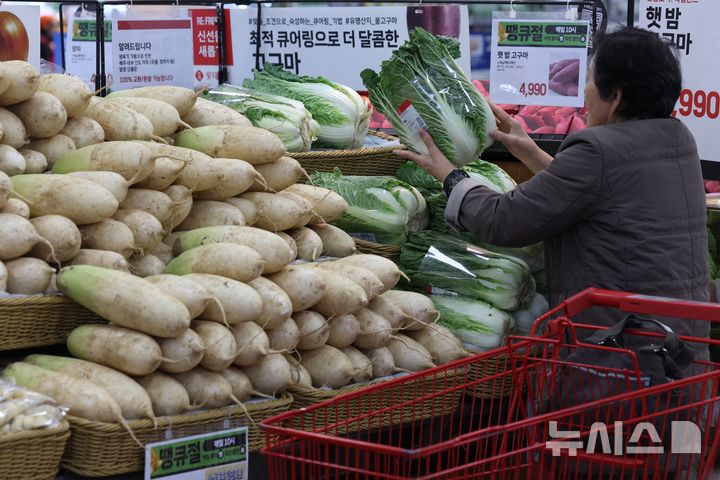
674, 88, 720, 120
519, 82, 547, 97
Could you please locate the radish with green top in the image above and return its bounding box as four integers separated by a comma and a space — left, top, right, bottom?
67, 171, 129, 204
25, 354, 155, 421
52, 141, 155, 184
58, 265, 191, 337
67, 324, 166, 376
175, 125, 285, 165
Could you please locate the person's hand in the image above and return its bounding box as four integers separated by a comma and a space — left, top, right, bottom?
393, 129, 456, 182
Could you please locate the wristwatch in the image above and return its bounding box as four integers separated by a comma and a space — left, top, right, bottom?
443, 169, 470, 197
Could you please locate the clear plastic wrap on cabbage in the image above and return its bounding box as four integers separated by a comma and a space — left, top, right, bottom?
203, 85, 319, 152
362, 28, 495, 167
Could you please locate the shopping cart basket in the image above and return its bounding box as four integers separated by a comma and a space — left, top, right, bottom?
261, 288, 720, 479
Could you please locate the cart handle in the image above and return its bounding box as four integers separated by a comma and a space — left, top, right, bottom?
562, 288, 720, 322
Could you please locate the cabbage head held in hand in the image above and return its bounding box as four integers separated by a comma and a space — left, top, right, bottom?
361, 28, 495, 167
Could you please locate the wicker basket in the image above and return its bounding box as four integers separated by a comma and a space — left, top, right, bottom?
0, 421, 70, 480
61, 393, 293, 477
294, 130, 406, 176
0, 295, 104, 351
287, 370, 460, 436
353, 238, 401, 261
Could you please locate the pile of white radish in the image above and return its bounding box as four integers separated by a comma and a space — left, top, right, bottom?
0, 63, 470, 440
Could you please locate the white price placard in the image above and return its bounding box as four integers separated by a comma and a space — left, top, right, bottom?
112, 18, 194, 90
226, 5, 470, 90
0, 5, 40, 69
64, 15, 113, 89
639, 0, 720, 163
490, 17, 589, 108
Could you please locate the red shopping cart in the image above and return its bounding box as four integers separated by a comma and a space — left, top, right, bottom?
261, 289, 720, 479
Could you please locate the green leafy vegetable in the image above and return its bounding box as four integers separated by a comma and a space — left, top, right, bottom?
432, 294, 512, 349
399, 231, 535, 311
361, 28, 495, 167
203, 85, 319, 152
310, 169, 428, 245
243, 64, 371, 149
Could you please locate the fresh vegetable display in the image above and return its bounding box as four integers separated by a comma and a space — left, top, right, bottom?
243, 64, 371, 149
362, 28, 495, 167
310, 169, 428, 245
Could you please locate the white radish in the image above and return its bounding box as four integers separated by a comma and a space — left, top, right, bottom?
182, 97, 251, 127
267, 266, 326, 312
4, 257, 55, 294
157, 329, 205, 373
231, 322, 272, 366
0, 61, 39, 106
241, 354, 293, 395
341, 346, 372, 383
0, 144, 25, 175
120, 188, 174, 224
135, 157, 186, 191
368, 295, 410, 332
173, 367, 241, 409
248, 276, 293, 330
277, 191, 314, 229
129, 254, 165, 277
113, 209, 164, 251
67, 249, 130, 272
9, 91, 67, 138
407, 324, 469, 365
276, 232, 297, 262
0, 107, 28, 148
335, 255, 407, 293
220, 367, 254, 402
146, 242, 173, 265
175, 125, 285, 165
83, 96, 160, 142
363, 347, 406, 378
386, 334, 436, 372
287, 227, 323, 261
36, 73, 93, 118
18, 149, 47, 174
192, 320, 237, 372
0, 198, 28, 218
381, 291, 439, 331
266, 317, 300, 352
137, 372, 195, 416
310, 268, 369, 316
162, 185, 193, 231
326, 314, 360, 349
284, 184, 348, 224
250, 156, 306, 192
67, 324, 165, 376
58, 265, 191, 338
53, 141, 154, 184
175, 200, 245, 231
311, 224, 357, 258
108, 86, 200, 116
193, 158, 261, 200
0, 171, 9, 209
145, 274, 211, 319
300, 345, 354, 388
0, 260, 6, 291
109, 97, 190, 137
353, 309, 392, 349
0, 213, 50, 261
67, 171, 129, 204
60, 117, 105, 148
294, 311, 330, 350
28, 134, 76, 167
224, 198, 258, 226
316, 262, 383, 300
164, 243, 263, 283
79, 219, 136, 258
184, 273, 263, 324
241, 192, 311, 232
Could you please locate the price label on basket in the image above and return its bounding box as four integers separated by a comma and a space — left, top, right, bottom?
490, 16, 589, 108
144, 427, 248, 480
639, 0, 720, 164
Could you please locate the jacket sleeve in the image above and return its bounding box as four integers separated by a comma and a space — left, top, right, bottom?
444, 130, 603, 247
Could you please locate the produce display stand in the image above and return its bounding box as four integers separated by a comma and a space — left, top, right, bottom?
62, 393, 293, 477
0, 296, 104, 351
0, 420, 70, 480
261, 289, 720, 479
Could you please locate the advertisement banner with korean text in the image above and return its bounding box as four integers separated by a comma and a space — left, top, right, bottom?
0, 5, 41, 69
490, 14, 590, 108
226, 5, 471, 91
639, 0, 720, 163
64, 10, 113, 89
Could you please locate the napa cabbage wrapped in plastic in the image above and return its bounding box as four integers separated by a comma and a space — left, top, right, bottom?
362, 28, 495, 167
432, 294, 513, 350
309, 169, 428, 245
243, 64, 371, 149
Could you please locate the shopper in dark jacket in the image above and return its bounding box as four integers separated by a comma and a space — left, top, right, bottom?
395, 27, 710, 362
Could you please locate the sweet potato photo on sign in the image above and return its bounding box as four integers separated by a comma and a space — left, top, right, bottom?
548, 58, 580, 96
